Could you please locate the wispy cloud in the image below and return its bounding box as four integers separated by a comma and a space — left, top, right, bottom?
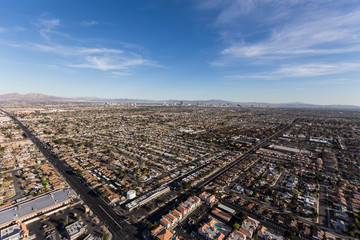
197, 0, 302, 25
78, 48, 123, 54
220, 8, 360, 59
275, 63, 360, 77
13, 26, 26, 32
2, 14, 159, 76
198, 0, 360, 80
0, 26, 26, 33
37, 17, 61, 40
68, 55, 157, 71
0, 27, 7, 33
31, 43, 124, 56
28, 42, 158, 73
80, 20, 99, 27
229, 62, 360, 80
228, 74, 275, 81
112, 71, 132, 76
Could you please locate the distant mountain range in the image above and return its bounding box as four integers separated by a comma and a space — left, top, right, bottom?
0, 92, 359, 110
0, 93, 69, 101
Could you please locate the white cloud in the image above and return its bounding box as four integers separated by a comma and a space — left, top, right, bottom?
68, 56, 155, 71
80, 20, 99, 26
13, 26, 26, 32
78, 48, 123, 54
31, 43, 123, 56
220, 8, 360, 59
112, 71, 132, 76
275, 63, 360, 77
1, 15, 159, 75
0, 26, 26, 33
28, 42, 158, 72
197, 0, 360, 76
229, 62, 360, 80
197, 0, 302, 25
31, 43, 59, 52
227, 74, 275, 81
6, 43, 22, 48
37, 17, 61, 40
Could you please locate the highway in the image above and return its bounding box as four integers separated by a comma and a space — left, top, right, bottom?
1, 109, 140, 240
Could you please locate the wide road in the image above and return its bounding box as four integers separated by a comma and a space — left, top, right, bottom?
1, 109, 140, 240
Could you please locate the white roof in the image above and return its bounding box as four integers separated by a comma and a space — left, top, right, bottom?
0, 189, 75, 226
218, 204, 236, 215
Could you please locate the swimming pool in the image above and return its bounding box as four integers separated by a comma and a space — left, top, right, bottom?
214, 224, 221, 229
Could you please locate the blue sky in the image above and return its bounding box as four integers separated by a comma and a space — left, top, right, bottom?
0, 0, 360, 105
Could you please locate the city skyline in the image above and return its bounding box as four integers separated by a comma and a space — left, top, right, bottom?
1, 1, 360, 105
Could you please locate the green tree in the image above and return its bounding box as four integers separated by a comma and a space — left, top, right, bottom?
75, 169, 83, 176
284, 230, 295, 240
233, 223, 240, 230
237, 211, 248, 221
42, 179, 49, 186
147, 222, 153, 230
312, 209, 319, 219
103, 233, 109, 240
63, 218, 69, 226
311, 225, 319, 231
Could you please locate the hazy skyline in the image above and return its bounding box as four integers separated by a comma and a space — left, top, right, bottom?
1, 0, 360, 105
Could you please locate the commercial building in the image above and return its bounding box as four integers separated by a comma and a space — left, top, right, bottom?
268, 145, 310, 155
125, 185, 170, 211
0, 222, 29, 240
0, 189, 75, 228
126, 190, 136, 200
211, 208, 232, 222
65, 221, 86, 240
218, 204, 236, 215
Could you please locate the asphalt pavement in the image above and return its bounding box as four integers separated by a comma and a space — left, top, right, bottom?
2, 110, 140, 240
1, 110, 302, 240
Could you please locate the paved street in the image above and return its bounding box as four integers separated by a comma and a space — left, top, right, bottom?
221, 200, 312, 240
6, 170, 27, 202
2, 110, 140, 240
5, 112, 339, 240
319, 185, 329, 228
146, 119, 300, 232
